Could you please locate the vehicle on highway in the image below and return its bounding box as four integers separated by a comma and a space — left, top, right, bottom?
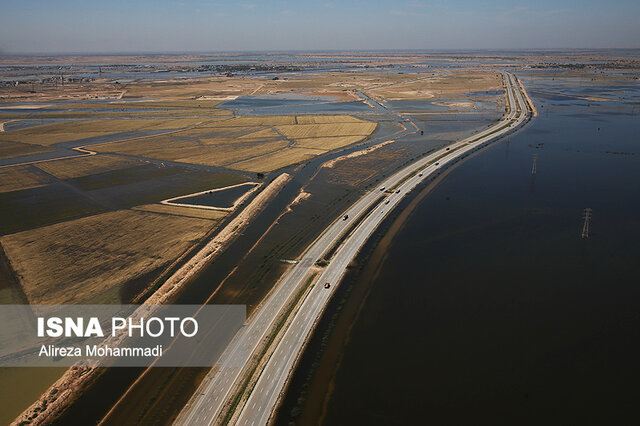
395, 189, 400, 193
385, 199, 390, 204
380, 186, 385, 191
435, 162, 440, 166
324, 282, 331, 289
343, 214, 349, 221
446, 147, 450, 150
418, 173, 423, 177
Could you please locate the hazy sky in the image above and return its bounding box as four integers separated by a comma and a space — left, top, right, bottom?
1, 0, 639, 54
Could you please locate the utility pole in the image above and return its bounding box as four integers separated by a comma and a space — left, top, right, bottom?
529, 153, 537, 193
531, 153, 537, 175
581, 208, 592, 239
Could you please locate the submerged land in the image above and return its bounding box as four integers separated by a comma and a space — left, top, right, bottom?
1, 50, 639, 425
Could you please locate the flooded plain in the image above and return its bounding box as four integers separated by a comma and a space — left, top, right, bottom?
277, 73, 640, 425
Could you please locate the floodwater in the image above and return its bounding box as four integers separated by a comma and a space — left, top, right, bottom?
220, 94, 373, 115
169, 183, 258, 209
277, 74, 640, 425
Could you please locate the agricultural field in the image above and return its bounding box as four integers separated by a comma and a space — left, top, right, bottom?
248, 71, 430, 99
35, 154, 142, 179
133, 203, 229, 220
0, 209, 221, 304
0, 182, 108, 235
0, 157, 245, 235
0, 165, 51, 193
232, 147, 319, 172
0, 140, 54, 160
93, 115, 377, 172
0, 117, 220, 146
368, 71, 503, 100
0, 72, 387, 310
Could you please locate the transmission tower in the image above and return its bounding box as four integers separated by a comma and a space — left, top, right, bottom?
581, 208, 592, 239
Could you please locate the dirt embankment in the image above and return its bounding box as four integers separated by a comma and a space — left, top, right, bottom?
322, 140, 395, 168
146, 173, 290, 304
12, 173, 292, 426
516, 77, 538, 117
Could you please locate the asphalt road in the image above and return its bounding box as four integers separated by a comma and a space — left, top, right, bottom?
176, 72, 530, 426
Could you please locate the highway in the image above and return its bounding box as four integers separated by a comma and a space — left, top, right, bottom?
176, 72, 531, 426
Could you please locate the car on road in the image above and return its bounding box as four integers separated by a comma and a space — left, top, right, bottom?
418, 173, 423, 177
324, 282, 331, 289
435, 162, 440, 166
343, 214, 349, 221
385, 199, 390, 204
380, 186, 385, 191
395, 189, 400, 193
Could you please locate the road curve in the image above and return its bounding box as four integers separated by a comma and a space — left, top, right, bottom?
176, 72, 531, 426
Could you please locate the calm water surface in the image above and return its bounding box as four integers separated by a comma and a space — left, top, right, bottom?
281, 75, 640, 425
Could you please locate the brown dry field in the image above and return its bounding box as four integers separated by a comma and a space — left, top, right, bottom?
231, 147, 319, 172
132, 203, 229, 220
93, 115, 377, 172
275, 122, 376, 138
0, 140, 54, 160
0, 118, 218, 146
0, 209, 219, 304
94, 134, 290, 167
368, 70, 503, 100
50, 99, 226, 110
0, 165, 50, 193
35, 154, 142, 179
295, 115, 364, 124
120, 77, 262, 100
251, 72, 429, 96
294, 136, 365, 151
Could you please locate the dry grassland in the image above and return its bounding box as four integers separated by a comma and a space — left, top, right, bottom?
368, 71, 502, 100
94, 135, 290, 167
0, 118, 215, 147
87, 114, 376, 171
121, 77, 263, 100
253, 72, 422, 97
232, 147, 318, 172
51, 99, 225, 110
0, 140, 53, 160
212, 116, 297, 127
26, 109, 232, 120
275, 122, 376, 138
238, 127, 281, 139
295, 115, 364, 124
35, 155, 141, 179
0, 165, 50, 193
0, 209, 217, 304
178, 140, 291, 166
295, 136, 365, 150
